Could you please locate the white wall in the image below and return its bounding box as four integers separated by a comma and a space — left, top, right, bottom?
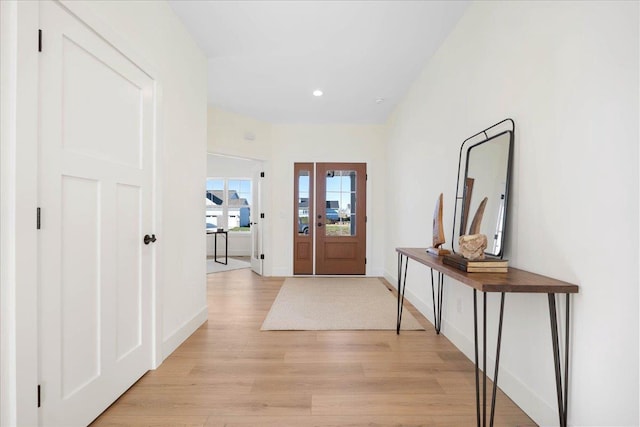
208, 107, 273, 161
208, 153, 263, 178
207, 108, 387, 276
0, 1, 208, 424
384, 1, 638, 425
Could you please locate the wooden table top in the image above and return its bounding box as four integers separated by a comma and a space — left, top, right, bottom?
397, 247, 579, 294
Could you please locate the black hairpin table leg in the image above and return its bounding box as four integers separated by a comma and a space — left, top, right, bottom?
489, 292, 506, 426
398, 258, 444, 335
473, 290, 506, 427
549, 293, 571, 427
473, 290, 481, 427
396, 253, 408, 334
430, 269, 444, 334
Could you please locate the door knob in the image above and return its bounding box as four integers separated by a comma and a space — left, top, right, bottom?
144, 234, 157, 245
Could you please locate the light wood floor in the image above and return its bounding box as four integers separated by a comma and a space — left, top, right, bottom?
92, 269, 536, 427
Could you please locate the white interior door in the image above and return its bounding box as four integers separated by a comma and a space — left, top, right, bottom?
250, 168, 263, 275
38, 2, 155, 425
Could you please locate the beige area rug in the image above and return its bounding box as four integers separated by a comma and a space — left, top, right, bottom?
207, 258, 251, 274
261, 277, 424, 331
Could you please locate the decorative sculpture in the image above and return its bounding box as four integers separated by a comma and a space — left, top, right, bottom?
459, 197, 488, 260
459, 234, 488, 260
426, 193, 451, 256
460, 177, 475, 235
468, 197, 488, 235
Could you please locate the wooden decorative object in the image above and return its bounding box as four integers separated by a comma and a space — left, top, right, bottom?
468, 197, 488, 235
460, 177, 475, 235
426, 193, 451, 256
457, 196, 489, 260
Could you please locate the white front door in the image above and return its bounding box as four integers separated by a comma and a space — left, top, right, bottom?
38, 2, 155, 425
250, 168, 263, 275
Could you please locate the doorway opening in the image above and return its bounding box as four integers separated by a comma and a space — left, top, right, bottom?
207, 154, 264, 275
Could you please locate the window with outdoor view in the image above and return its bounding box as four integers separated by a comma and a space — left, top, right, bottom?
206, 178, 252, 232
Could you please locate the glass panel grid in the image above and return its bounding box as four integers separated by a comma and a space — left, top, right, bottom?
206, 178, 252, 232
325, 170, 356, 237
297, 171, 310, 236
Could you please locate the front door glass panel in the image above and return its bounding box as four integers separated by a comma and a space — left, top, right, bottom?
324, 170, 356, 236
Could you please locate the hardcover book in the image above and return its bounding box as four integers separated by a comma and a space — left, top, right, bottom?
443, 253, 508, 272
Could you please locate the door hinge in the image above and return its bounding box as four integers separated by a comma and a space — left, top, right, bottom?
365, 257, 367, 265
37, 207, 41, 230
260, 254, 264, 260
260, 172, 265, 178
365, 215, 367, 223
37, 385, 41, 407
38, 29, 42, 52
260, 213, 265, 219
366, 174, 368, 181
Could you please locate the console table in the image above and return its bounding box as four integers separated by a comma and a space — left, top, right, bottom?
396, 247, 578, 427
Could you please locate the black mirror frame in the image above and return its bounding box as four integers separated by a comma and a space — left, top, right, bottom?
452, 118, 515, 259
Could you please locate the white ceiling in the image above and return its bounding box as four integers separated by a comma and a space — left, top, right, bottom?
169, 1, 469, 124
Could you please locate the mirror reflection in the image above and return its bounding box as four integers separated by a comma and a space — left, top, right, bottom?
463, 132, 510, 255
453, 123, 513, 258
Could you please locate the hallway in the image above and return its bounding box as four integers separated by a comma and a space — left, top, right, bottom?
91, 269, 535, 426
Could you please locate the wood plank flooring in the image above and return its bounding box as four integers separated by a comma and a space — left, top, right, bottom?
91, 269, 536, 427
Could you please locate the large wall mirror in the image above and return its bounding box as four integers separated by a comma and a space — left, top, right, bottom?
452, 119, 514, 258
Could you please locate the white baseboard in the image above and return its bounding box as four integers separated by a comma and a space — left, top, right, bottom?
206, 250, 251, 257
270, 267, 289, 277
272, 271, 388, 278
384, 269, 399, 291
368, 266, 385, 277
161, 305, 208, 361
383, 268, 555, 426
228, 250, 251, 256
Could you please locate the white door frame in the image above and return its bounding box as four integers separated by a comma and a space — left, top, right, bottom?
250, 164, 264, 275
0, 1, 164, 424
206, 152, 270, 275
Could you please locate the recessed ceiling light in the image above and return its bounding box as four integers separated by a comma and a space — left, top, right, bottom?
375, 98, 385, 104
313, 89, 323, 97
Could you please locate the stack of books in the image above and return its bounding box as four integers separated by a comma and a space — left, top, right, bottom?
443, 254, 508, 273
